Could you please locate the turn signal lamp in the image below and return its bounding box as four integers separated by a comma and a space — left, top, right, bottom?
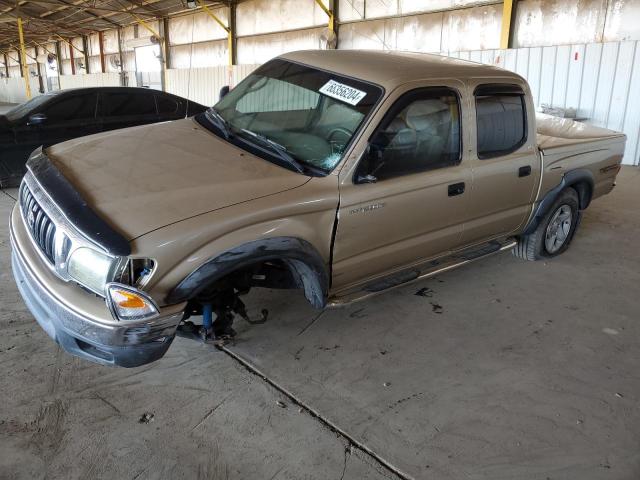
106, 283, 159, 321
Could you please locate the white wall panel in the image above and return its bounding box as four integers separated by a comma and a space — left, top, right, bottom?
236, 0, 327, 36
442, 40, 640, 165
165, 64, 259, 107
0, 77, 41, 103
338, 4, 501, 52
58, 72, 120, 89
170, 39, 228, 69
338, 0, 499, 21
169, 10, 229, 45
237, 28, 325, 64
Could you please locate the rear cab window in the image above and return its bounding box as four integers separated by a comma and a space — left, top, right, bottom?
474, 84, 527, 159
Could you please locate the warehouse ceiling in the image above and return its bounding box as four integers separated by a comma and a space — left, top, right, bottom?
0, 0, 244, 51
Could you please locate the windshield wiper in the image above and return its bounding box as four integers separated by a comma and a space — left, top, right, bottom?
205, 108, 233, 140
239, 129, 305, 174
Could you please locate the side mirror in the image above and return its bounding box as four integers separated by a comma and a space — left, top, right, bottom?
219, 85, 230, 101
27, 113, 47, 126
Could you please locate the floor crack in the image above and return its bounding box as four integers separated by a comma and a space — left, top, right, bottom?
296, 310, 325, 337
1, 188, 17, 202
219, 345, 413, 480
190, 393, 232, 431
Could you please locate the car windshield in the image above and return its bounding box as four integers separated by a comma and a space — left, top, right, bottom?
5, 93, 55, 122
205, 59, 383, 174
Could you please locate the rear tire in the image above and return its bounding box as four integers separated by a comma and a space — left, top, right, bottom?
513, 188, 581, 261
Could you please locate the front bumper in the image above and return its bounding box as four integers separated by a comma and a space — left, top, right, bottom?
10, 218, 184, 368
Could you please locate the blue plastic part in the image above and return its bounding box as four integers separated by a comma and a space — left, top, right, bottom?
203, 304, 213, 330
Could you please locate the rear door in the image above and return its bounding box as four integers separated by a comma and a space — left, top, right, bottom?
99, 89, 158, 132
459, 81, 541, 246
332, 82, 472, 292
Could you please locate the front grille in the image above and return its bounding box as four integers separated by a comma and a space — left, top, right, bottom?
19, 184, 57, 264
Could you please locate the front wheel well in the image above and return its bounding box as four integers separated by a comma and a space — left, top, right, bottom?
167, 237, 329, 309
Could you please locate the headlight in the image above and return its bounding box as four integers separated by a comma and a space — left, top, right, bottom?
106, 283, 159, 321
67, 247, 115, 294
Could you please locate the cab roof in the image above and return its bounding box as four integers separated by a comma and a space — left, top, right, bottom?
280, 50, 522, 90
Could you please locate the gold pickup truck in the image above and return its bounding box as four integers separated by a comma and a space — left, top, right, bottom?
10, 50, 625, 367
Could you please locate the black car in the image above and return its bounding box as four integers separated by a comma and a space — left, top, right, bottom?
0, 87, 208, 187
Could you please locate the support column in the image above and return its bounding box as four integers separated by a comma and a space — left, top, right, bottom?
161, 17, 170, 91
55, 40, 62, 86
315, 0, 337, 48
3, 54, 9, 78
229, 1, 236, 66
98, 31, 106, 73
500, 0, 516, 49
196, 0, 234, 86
17, 17, 32, 99
69, 38, 75, 75
82, 36, 90, 73
35, 47, 45, 93
116, 28, 125, 86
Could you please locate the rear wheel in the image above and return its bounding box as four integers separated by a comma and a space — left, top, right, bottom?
513, 188, 581, 261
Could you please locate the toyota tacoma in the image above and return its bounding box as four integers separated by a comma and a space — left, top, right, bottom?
10, 50, 625, 367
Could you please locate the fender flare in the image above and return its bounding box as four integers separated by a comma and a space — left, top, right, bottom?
166, 237, 329, 309
522, 168, 594, 235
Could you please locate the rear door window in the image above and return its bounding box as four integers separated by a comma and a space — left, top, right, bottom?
474, 84, 527, 159
102, 91, 156, 117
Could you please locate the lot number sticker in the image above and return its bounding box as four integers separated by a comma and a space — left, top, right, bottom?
319, 80, 367, 106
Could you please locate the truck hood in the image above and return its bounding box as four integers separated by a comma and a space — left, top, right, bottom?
46, 118, 310, 240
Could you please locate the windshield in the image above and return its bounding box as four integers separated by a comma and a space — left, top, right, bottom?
202, 59, 383, 174
6, 93, 55, 122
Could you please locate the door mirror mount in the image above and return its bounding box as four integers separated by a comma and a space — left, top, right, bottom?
355, 173, 377, 184
355, 142, 383, 184
27, 113, 47, 126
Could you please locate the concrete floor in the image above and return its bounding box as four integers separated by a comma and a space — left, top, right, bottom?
1, 167, 639, 480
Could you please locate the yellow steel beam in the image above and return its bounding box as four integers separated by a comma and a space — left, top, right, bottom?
31, 39, 55, 56
17, 17, 31, 99
131, 12, 160, 38
54, 34, 84, 55
195, 0, 233, 66
500, 0, 513, 50
314, 0, 334, 33
9, 42, 37, 61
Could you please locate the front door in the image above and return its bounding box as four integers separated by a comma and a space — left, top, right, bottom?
13, 91, 99, 161
332, 84, 471, 292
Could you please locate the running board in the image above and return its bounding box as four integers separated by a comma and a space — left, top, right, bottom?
328, 238, 517, 307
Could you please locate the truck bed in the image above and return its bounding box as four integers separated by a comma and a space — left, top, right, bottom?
535, 113, 626, 201
536, 113, 626, 151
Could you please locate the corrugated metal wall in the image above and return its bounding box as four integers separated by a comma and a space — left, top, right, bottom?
58, 73, 121, 89
0, 77, 42, 103
165, 64, 259, 107
445, 41, 640, 165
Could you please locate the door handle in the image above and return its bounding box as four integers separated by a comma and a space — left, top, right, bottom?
448, 182, 465, 197
519, 165, 532, 177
